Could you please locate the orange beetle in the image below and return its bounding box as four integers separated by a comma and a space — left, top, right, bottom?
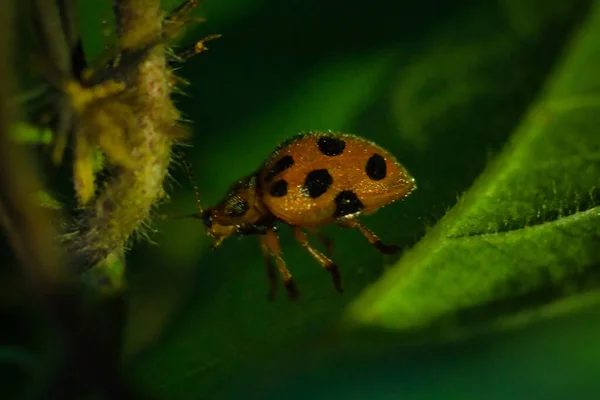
188, 132, 416, 300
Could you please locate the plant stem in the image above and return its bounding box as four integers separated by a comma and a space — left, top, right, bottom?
69, 0, 181, 270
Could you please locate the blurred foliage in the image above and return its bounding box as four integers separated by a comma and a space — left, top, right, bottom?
10, 123, 52, 144
3, 0, 600, 399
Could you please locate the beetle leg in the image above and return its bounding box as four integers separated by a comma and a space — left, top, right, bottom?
338, 219, 400, 255
306, 227, 334, 258
262, 229, 299, 300
259, 235, 278, 301
292, 227, 342, 293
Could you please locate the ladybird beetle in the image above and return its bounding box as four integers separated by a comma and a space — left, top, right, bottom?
187, 132, 416, 300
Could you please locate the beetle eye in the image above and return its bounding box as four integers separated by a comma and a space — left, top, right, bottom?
202, 210, 212, 229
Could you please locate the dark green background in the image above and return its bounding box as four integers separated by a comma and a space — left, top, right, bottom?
5, 0, 600, 399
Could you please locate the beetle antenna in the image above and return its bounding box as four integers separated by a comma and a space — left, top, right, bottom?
179, 151, 204, 215
156, 150, 205, 222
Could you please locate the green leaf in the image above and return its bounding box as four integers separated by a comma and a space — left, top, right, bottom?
345, 0, 600, 333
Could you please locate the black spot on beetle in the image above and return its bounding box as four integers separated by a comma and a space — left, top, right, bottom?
270, 179, 288, 197
224, 196, 249, 218
317, 136, 346, 156
303, 169, 333, 199
333, 190, 364, 218
265, 155, 294, 182
365, 153, 387, 181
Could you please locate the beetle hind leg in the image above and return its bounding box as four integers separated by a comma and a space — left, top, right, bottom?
293, 227, 342, 293
260, 229, 299, 300
306, 227, 334, 258
338, 219, 401, 255
259, 236, 278, 301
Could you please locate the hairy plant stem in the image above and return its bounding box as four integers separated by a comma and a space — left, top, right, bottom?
69, 0, 180, 269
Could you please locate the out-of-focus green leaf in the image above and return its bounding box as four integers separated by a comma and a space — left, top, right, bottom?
75, 0, 114, 61
83, 252, 127, 295
345, 1, 600, 333
36, 191, 62, 210
10, 122, 52, 144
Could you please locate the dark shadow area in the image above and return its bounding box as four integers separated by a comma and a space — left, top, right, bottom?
241, 298, 600, 399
